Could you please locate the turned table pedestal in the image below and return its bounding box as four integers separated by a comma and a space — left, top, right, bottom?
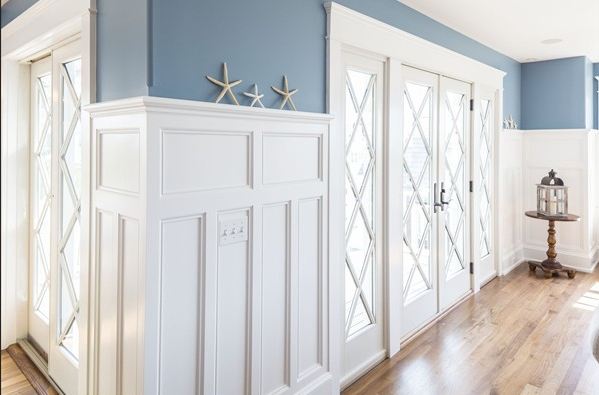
524, 211, 580, 279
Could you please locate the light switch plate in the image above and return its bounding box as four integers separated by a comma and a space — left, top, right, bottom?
219, 216, 248, 245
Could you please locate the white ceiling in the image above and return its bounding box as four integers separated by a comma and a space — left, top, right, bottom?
400, 0, 599, 63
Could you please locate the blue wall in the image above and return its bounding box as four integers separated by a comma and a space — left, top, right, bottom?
150, 0, 521, 122
521, 57, 590, 130
2, 0, 521, 121
0, 0, 37, 27
96, 0, 150, 100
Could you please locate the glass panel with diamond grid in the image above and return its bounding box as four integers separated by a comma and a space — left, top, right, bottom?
443, 91, 467, 278
479, 100, 492, 259
58, 58, 82, 360
345, 69, 376, 339
402, 81, 433, 303
32, 73, 53, 322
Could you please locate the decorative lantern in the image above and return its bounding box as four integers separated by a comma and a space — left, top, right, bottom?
536, 169, 568, 217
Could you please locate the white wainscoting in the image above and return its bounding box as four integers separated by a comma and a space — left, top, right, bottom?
86, 97, 334, 395
499, 129, 599, 275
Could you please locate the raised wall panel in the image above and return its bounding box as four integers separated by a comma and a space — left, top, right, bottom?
263, 134, 321, 185
98, 130, 140, 194
297, 198, 322, 380
88, 98, 333, 395
216, 210, 250, 395
159, 216, 203, 394
119, 217, 141, 395
161, 130, 250, 194
261, 203, 290, 394
96, 210, 117, 395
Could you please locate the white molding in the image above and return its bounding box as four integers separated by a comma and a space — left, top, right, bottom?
85, 96, 334, 122
325, 2, 505, 87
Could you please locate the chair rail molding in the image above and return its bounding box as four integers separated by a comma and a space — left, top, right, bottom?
85, 96, 335, 395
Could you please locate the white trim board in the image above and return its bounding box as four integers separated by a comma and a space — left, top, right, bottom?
325, 2, 506, 88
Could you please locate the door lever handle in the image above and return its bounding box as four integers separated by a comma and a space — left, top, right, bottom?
433, 182, 443, 212
440, 182, 451, 210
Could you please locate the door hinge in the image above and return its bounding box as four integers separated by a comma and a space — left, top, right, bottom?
470, 99, 474, 111
470, 262, 474, 274
469, 180, 473, 192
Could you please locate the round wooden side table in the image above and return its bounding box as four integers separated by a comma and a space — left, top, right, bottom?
524, 211, 580, 279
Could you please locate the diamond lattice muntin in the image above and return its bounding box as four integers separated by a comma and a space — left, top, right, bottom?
344, 69, 376, 339
402, 82, 433, 303
58, 58, 82, 360
479, 100, 491, 258
443, 92, 466, 278
33, 74, 52, 321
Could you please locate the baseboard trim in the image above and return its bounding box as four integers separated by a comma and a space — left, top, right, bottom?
523, 245, 598, 273
6, 342, 61, 395
502, 248, 524, 275
340, 349, 386, 390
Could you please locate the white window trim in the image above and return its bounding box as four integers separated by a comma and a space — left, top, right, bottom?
1, 1, 95, 394
325, 2, 505, 389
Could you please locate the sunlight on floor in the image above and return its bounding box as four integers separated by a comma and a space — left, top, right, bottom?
572, 282, 599, 311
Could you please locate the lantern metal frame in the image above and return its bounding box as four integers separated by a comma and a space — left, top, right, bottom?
536, 169, 568, 217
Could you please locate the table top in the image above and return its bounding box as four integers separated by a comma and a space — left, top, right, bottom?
525, 211, 580, 222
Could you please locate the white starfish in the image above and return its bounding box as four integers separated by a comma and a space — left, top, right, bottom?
242, 84, 265, 108
271, 76, 298, 110
206, 62, 242, 105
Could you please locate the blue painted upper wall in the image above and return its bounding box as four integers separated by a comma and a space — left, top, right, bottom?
1, 0, 521, 121
150, 0, 521, 122
0, 0, 37, 27
521, 57, 591, 130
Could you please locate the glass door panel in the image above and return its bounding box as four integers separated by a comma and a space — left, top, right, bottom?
438, 76, 471, 311
29, 57, 53, 355
48, 40, 82, 395
342, 52, 385, 386
400, 66, 438, 337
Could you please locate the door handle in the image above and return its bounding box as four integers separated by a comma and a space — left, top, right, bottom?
440, 182, 451, 210
433, 182, 443, 213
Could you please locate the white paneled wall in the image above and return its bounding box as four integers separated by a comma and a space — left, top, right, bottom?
86, 97, 334, 395
499, 129, 599, 274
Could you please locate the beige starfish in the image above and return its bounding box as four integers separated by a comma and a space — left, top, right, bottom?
271, 75, 298, 110
206, 63, 242, 105
243, 84, 265, 108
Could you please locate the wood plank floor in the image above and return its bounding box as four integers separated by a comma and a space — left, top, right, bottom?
343, 263, 599, 395
1, 350, 36, 395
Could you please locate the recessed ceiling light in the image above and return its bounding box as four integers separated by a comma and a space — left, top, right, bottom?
541, 38, 562, 45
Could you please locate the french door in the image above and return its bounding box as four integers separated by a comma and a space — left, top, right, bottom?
342, 52, 386, 385
401, 66, 472, 337
29, 40, 82, 395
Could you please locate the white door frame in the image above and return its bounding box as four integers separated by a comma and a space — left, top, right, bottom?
326, 3, 504, 387
1, 1, 96, 393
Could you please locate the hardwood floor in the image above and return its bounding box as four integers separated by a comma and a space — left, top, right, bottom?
1, 350, 35, 395
343, 263, 599, 395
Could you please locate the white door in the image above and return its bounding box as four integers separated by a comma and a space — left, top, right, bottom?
473, 88, 496, 285
400, 66, 438, 336
29, 56, 53, 355
401, 67, 472, 337
342, 52, 386, 386
27, 40, 82, 395
438, 76, 471, 311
